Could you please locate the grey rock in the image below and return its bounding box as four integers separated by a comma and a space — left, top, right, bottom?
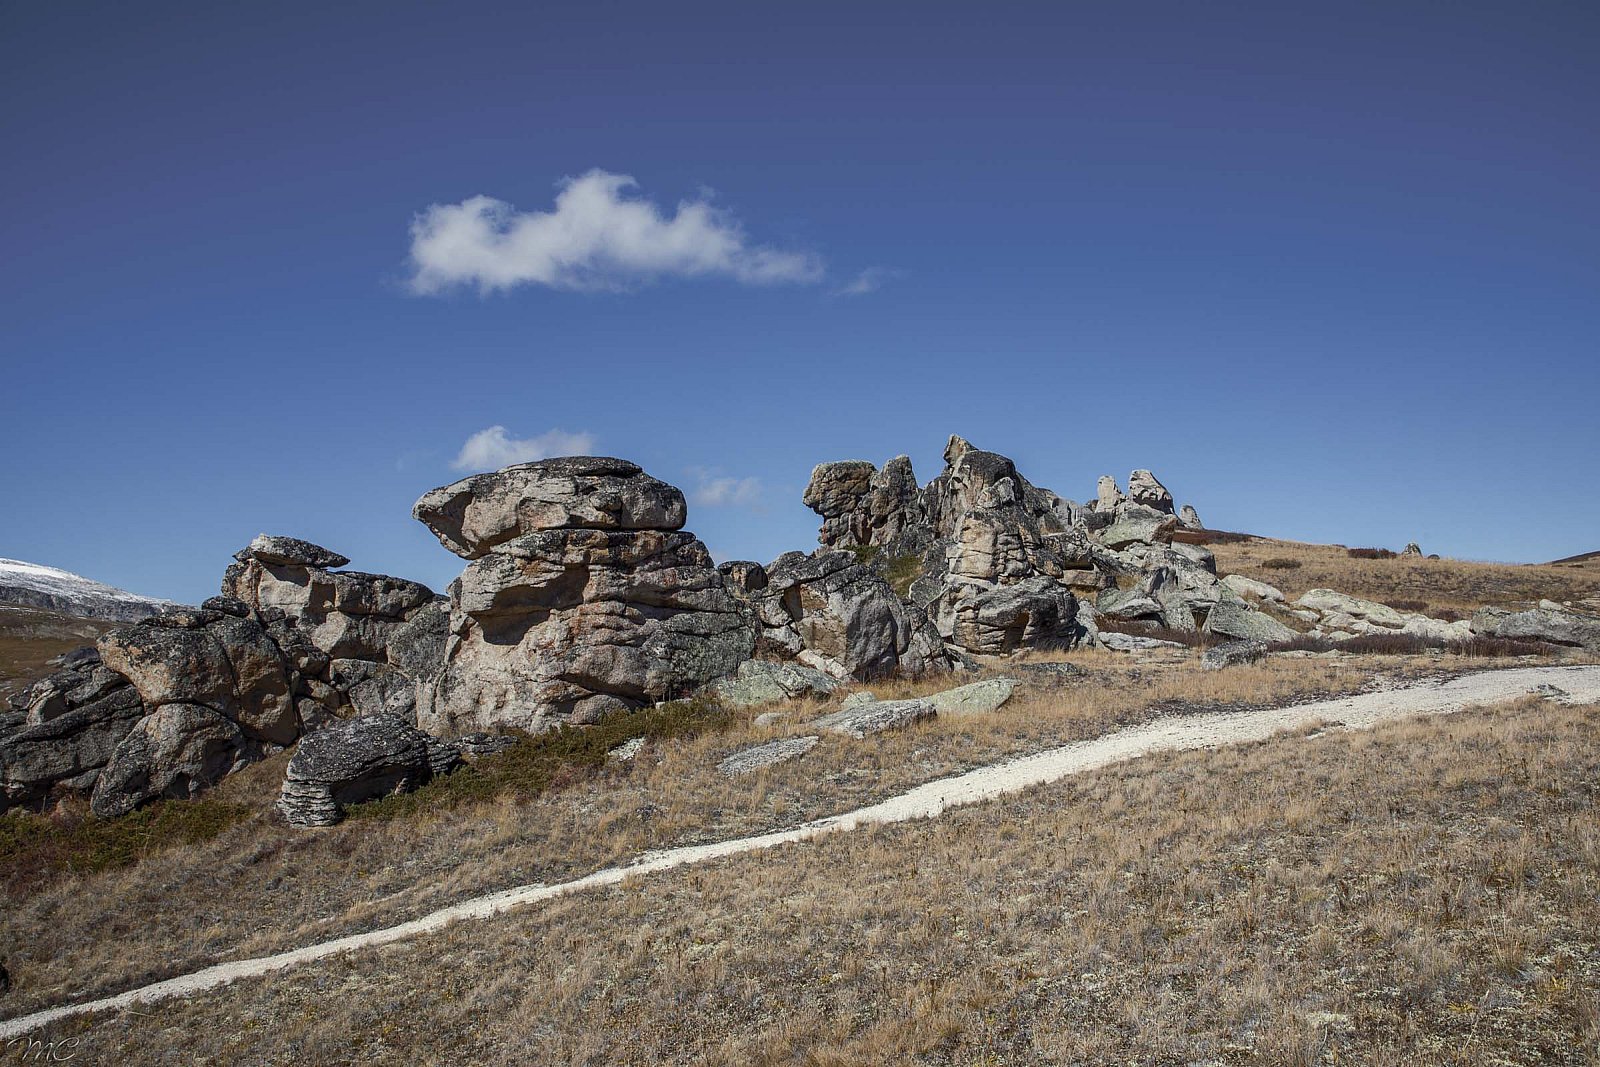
717, 735, 819, 777
810, 698, 936, 738
277, 714, 437, 827
414, 456, 688, 559
1099, 503, 1178, 550
1126, 470, 1174, 514
90, 703, 250, 818
840, 691, 879, 710
0, 685, 145, 811
1295, 589, 1405, 629
1202, 593, 1296, 644
752, 551, 950, 679
716, 560, 769, 595
1471, 605, 1600, 649
1221, 574, 1286, 603
1099, 631, 1185, 652
423, 524, 755, 735
1094, 475, 1123, 512
1201, 640, 1269, 671
926, 677, 1016, 716
235, 534, 351, 569
1178, 504, 1203, 529
1402, 542, 1423, 557
707, 660, 840, 709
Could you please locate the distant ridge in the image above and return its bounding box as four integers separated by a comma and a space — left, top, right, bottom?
1548, 550, 1600, 565
0, 557, 173, 622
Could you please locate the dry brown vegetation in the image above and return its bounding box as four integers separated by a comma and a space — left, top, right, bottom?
1210, 536, 1600, 615
2, 651, 1421, 1021
39, 695, 1600, 1065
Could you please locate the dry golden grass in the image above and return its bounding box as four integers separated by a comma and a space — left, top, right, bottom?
1, 651, 1412, 1020
1210, 536, 1600, 615
0, 606, 116, 705
40, 696, 1600, 1065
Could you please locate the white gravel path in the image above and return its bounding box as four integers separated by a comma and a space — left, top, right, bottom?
4, 663, 1597, 1039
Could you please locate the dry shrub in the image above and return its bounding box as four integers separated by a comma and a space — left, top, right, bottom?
1347, 547, 1397, 560
1261, 557, 1302, 570
1383, 598, 1428, 612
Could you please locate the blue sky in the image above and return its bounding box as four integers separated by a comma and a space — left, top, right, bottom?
2, 2, 1596, 604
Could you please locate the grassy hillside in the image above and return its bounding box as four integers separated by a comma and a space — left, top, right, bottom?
1205, 535, 1600, 615
40, 695, 1600, 1064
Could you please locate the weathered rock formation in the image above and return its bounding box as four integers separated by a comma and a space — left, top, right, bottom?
804, 437, 1098, 656
413, 458, 756, 735
2, 536, 445, 817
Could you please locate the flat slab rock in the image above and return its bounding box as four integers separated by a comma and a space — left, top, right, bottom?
717, 736, 819, 777
810, 698, 936, 738
1100, 631, 1185, 652
925, 677, 1017, 716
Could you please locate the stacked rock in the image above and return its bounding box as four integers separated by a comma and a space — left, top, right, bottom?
412, 457, 757, 735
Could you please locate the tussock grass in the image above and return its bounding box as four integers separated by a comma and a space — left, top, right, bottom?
0, 653, 1380, 1019
52, 697, 1600, 1064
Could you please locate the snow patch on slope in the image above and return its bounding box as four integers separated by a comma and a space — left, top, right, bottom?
0, 557, 174, 622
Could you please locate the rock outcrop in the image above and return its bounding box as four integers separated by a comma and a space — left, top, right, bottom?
414, 459, 756, 735
2, 536, 448, 818
733, 551, 951, 679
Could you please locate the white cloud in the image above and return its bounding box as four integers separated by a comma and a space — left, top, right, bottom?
409, 169, 825, 294
452, 426, 596, 471
835, 266, 895, 297
687, 467, 763, 508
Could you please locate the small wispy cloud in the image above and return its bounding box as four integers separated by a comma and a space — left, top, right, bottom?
408, 169, 825, 294
687, 466, 763, 509
835, 266, 896, 297
452, 426, 596, 471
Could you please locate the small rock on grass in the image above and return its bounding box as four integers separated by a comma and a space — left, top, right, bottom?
718, 736, 819, 777
810, 699, 936, 738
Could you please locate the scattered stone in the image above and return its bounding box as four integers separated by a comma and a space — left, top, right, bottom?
717, 736, 819, 777
1221, 574, 1285, 603
608, 737, 645, 763
1201, 640, 1268, 671
1402, 542, 1423, 557
707, 660, 840, 709
926, 677, 1017, 716
840, 691, 879, 710
810, 698, 936, 738
1295, 589, 1405, 629
1099, 631, 1185, 652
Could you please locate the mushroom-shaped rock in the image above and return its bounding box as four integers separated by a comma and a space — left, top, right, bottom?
277, 715, 437, 827
413, 457, 688, 559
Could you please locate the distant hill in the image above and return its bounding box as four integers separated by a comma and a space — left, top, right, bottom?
1549, 550, 1600, 565
0, 557, 173, 622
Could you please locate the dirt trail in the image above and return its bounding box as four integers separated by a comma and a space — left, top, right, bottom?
4, 663, 1597, 1039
